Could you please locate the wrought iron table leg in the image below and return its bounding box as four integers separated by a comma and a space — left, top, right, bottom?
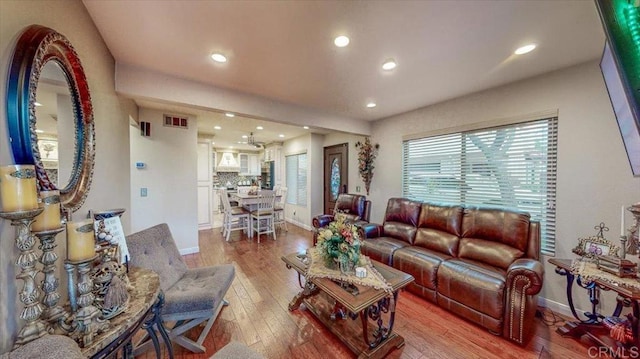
360, 292, 397, 349
145, 290, 174, 359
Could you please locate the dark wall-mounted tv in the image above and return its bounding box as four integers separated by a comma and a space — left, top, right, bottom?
596, 0, 640, 177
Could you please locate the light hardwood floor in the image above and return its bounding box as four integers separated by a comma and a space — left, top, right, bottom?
140, 223, 601, 359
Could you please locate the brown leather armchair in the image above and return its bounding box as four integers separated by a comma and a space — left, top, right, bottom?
312, 193, 371, 245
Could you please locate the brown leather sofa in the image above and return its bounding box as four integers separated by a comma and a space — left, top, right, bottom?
360, 198, 544, 345
312, 193, 371, 245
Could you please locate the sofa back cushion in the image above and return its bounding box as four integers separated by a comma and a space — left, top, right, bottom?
334, 193, 368, 221
414, 203, 463, 256
382, 198, 422, 244
459, 207, 530, 269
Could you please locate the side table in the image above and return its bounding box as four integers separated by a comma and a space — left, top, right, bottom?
549, 258, 640, 355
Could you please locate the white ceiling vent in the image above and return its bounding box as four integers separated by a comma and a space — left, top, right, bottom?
164, 114, 189, 129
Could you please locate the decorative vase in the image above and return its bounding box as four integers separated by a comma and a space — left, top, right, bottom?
339, 256, 356, 276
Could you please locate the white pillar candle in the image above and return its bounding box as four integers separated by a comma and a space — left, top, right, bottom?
0, 165, 38, 212
32, 190, 61, 231
621, 205, 626, 237
66, 219, 96, 262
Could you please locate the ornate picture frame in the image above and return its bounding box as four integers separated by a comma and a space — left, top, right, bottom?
573, 236, 620, 259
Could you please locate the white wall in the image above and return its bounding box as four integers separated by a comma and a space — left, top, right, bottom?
129, 108, 199, 253
0, 0, 134, 352
370, 60, 640, 315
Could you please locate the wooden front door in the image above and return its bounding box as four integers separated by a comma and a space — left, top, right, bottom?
324, 143, 348, 214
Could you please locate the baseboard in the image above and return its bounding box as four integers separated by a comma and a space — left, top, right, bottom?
538, 296, 572, 318
179, 246, 199, 255
285, 218, 312, 231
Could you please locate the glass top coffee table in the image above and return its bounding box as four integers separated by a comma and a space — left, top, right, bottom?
282, 252, 414, 359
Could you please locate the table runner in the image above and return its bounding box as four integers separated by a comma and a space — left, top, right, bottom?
305, 247, 394, 295
571, 258, 640, 290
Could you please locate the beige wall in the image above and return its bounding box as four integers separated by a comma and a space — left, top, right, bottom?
129, 108, 199, 252
369, 60, 640, 315
0, 0, 134, 352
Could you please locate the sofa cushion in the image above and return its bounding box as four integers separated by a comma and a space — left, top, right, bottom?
459, 237, 524, 270
393, 246, 451, 301
382, 198, 422, 244
362, 237, 409, 266
415, 203, 464, 256
437, 258, 506, 320
462, 206, 530, 252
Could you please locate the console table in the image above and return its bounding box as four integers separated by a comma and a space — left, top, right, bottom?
549, 258, 640, 356
82, 267, 173, 359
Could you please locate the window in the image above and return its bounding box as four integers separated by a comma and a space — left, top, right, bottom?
285, 153, 307, 206
402, 117, 558, 255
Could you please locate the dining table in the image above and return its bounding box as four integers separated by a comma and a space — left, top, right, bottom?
230, 192, 282, 238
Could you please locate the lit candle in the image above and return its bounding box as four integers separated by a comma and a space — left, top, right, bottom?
66, 219, 96, 262
0, 164, 38, 212
621, 205, 626, 237
32, 190, 61, 231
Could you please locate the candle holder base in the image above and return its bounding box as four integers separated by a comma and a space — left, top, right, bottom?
0, 208, 49, 349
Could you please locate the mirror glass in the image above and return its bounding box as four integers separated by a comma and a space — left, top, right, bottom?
34, 61, 74, 188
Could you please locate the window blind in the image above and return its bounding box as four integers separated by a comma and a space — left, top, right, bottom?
285, 153, 307, 206
402, 117, 558, 255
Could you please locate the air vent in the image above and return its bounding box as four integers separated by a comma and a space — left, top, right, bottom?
164, 114, 189, 129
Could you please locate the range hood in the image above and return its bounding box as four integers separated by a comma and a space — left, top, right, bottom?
217, 152, 240, 172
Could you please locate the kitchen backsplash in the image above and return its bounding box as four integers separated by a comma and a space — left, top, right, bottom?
214, 172, 259, 187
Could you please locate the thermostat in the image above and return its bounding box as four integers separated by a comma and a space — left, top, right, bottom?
135, 162, 146, 169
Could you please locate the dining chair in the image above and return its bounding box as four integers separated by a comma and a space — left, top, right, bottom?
220, 188, 250, 241
250, 190, 276, 243
274, 186, 288, 232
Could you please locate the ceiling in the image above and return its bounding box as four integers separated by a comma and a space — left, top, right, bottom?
81, 0, 605, 148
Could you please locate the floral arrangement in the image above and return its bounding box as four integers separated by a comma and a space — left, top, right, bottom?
355, 137, 379, 195
316, 215, 362, 272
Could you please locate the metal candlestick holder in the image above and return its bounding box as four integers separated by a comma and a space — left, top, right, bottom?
65, 255, 109, 347
0, 208, 48, 349
33, 227, 66, 328
628, 204, 640, 256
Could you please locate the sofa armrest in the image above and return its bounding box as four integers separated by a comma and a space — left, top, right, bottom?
359, 223, 383, 239
312, 214, 335, 229
506, 258, 544, 295
503, 258, 544, 345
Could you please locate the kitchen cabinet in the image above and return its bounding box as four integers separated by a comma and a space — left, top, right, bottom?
239, 153, 260, 175
197, 141, 213, 229
264, 144, 283, 187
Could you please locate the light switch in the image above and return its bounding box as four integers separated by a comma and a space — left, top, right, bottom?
140, 188, 148, 197
356, 186, 361, 193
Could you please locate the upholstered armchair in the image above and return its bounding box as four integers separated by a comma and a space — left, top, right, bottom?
126, 223, 236, 354
312, 193, 371, 245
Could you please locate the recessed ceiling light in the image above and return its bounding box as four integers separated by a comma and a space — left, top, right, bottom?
514, 44, 536, 55
214, 125, 222, 130
229, 146, 234, 149
334, 35, 350, 47
279, 134, 285, 138
303, 126, 309, 129
242, 135, 248, 139
212, 142, 215, 145
382, 59, 397, 71
211, 53, 227, 63
256, 126, 264, 130
225, 112, 235, 117
366, 102, 377, 108
34, 102, 43, 107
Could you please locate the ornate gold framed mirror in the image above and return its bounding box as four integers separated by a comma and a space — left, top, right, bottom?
6, 24, 95, 213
